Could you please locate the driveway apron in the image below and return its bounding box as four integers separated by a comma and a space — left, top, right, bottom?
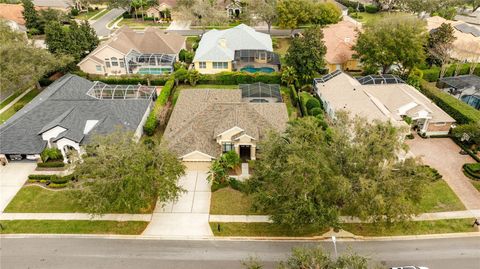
0, 162, 37, 213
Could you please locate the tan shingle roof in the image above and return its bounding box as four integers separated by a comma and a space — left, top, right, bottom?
163, 89, 288, 158
0, 4, 25, 25
322, 20, 361, 64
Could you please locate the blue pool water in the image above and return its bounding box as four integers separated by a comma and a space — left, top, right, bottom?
137, 68, 171, 75
240, 66, 275, 73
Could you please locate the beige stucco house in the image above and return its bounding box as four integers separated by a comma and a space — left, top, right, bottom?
145, 0, 176, 20
192, 24, 280, 74
323, 20, 362, 73
78, 26, 186, 76
163, 83, 288, 162
314, 71, 456, 136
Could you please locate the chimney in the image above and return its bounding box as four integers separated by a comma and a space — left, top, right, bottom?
218, 38, 227, 48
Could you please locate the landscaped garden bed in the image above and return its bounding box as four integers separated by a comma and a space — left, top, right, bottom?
0, 220, 148, 235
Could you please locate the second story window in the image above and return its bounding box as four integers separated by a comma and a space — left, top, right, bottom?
111, 57, 118, 67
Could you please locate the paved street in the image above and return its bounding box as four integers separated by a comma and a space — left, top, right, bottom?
0, 162, 36, 213
407, 136, 480, 209
1, 236, 479, 269
142, 165, 212, 237
91, 8, 125, 37
167, 28, 302, 37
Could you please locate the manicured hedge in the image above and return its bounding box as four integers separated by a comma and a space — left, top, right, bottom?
197, 72, 282, 85
463, 163, 480, 179
73, 71, 169, 86
37, 162, 65, 168
158, 75, 175, 106
28, 174, 73, 184
143, 113, 157, 136
365, 4, 379, 13
288, 85, 298, 107
336, 0, 365, 12
420, 64, 478, 82
419, 80, 480, 124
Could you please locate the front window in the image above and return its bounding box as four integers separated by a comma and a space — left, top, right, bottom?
95, 65, 102, 72
199, 62, 206, 69
119, 59, 125, 68
105, 58, 110, 68
213, 62, 228, 69
111, 57, 118, 67
222, 142, 234, 153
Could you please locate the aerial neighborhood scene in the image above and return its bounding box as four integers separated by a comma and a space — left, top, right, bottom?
0, 0, 480, 268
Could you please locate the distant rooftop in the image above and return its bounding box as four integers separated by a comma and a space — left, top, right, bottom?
438, 75, 480, 91
357, 74, 405, 85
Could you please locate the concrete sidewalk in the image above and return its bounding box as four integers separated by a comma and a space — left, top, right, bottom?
0, 213, 151, 222
210, 210, 480, 223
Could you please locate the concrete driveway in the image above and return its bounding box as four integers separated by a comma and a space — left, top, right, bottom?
142, 165, 213, 237
0, 162, 37, 212
406, 136, 480, 210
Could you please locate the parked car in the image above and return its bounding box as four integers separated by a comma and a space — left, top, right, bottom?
390, 265, 428, 269
9, 154, 22, 161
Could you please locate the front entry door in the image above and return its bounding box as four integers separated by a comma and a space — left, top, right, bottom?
239, 145, 251, 161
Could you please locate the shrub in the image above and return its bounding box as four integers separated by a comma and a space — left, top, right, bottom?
179, 49, 187, 62
421, 68, 440, 82
421, 165, 443, 181
144, 16, 155, 21
187, 69, 201, 86
143, 113, 157, 136
48, 183, 67, 188
229, 178, 246, 192
197, 71, 282, 85
309, 107, 322, 116
157, 75, 175, 105
365, 4, 379, 13
419, 80, 480, 124
305, 97, 321, 114
13, 103, 24, 112
174, 68, 188, 82
122, 12, 132, 19
184, 51, 194, 64
41, 148, 63, 162
463, 163, 480, 179
51, 176, 69, 184
347, 7, 355, 14
37, 162, 65, 168
70, 8, 79, 16
336, 0, 365, 12
39, 77, 54, 87
28, 174, 53, 181
288, 85, 298, 106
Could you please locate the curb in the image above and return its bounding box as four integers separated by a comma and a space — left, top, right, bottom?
2, 231, 479, 241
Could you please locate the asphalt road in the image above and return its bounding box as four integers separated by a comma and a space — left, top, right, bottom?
91, 8, 125, 37
1, 236, 479, 269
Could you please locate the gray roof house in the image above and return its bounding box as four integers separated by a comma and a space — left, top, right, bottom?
163, 85, 288, 162
0, 74, 155, 162
437, 75, 480, 110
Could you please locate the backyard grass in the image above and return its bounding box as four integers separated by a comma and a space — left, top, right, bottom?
173, 84, 238, 106
0, 220, 148, 234
0, 91, 22, 110
75, 9, 108, 20
351, 11, 414, 24
470, 180, 480, 192
118, 18, 169, 29
342, 219, 475, 236
0, 88, 41, 124
210, 222, 329, 237
4, 185, 154, 214
417, 179, 466, 212
210, 187, 263, 215
186, 36, 200, 51
280, 87, 298, 120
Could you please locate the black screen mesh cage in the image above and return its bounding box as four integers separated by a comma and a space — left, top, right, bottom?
357, 74, 405, 85
239, 82, 282, 102
87, 81, 157, 100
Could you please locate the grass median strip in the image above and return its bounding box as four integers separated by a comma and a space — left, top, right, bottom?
0, 88, 40, 123
0, 220, 148, 234
210, 222, 329, 237
211, 219, 476, 237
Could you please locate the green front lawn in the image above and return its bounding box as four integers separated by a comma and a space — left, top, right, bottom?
210, 222, 329, 237
0, 91, 22, 110
351, 11, 414, 24
0, 88, 41, 124
4, 185, 154, 214
210, 187, 263, 215
118, 18, 169, 29
470, 180, 480, 192
211, 219, 475, 237
0, 220, 148, 234
417, 180, 466, 212
75, 9, 108, 21
342, 218, 475, 236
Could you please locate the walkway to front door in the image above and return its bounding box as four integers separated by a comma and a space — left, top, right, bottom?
142, 166, 213, 237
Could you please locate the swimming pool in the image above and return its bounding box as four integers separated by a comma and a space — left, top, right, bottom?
136, 67, 172, 75
240, 66, 275, 73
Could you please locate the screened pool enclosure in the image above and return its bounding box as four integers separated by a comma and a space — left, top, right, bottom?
239, 82, 282, 103
87, 81, 157, 100
125, 50, 176, 75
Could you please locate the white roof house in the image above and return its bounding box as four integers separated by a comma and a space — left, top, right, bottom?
193, 24, 273, 62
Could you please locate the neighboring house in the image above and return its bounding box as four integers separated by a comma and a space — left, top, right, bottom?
32, 0, 74, 11
0, 4, 26, 26
193, 24, 280, 74
145, 0, 176, 21
225, 0, 242, 18
322, 20, 362, 73
313, 71, 456, 136
0, 74, 156, 163
426, 16, 480, 62
4, 19, 27, 33
437, 75, 480, 110
163, 83, 288, 162
78, 26, 186, 75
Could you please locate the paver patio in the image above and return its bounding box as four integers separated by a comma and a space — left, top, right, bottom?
406, 136, 480, 210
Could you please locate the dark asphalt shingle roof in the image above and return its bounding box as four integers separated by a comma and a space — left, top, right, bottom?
0, 74, 151, 155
